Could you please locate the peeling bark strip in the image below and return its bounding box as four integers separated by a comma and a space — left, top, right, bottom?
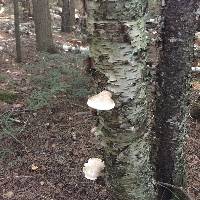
155, 1, 197, 200
88, 1, 156, 199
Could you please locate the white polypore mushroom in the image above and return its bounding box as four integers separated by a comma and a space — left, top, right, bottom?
87, 90, 115, 110
83, 158, 105, 180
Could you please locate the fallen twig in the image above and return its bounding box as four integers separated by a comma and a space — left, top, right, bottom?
74, 111, 90, 116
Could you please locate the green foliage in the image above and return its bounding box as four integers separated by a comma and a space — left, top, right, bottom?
0, 111, 22, 147
0, 111, 27, 161
0, 74, 7, 82
26, 53, 91, 110
27, 90, 51, 110
0, 90, 18, 103
0, 149, 12, 160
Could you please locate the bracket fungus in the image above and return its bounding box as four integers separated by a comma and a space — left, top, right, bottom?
87, 90, 115, 110
83, 158, 105, 180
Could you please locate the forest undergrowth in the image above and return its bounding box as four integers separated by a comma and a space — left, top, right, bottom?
0, 15, 112, 199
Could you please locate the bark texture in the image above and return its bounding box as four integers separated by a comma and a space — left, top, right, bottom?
61, 0, 75, 32
13, 0, 22, 62
155, 1, 197, 200
32, 0, 55, 52
88, 1, 156, 199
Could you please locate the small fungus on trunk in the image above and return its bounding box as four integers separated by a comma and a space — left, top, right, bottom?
87, 90, 115, 110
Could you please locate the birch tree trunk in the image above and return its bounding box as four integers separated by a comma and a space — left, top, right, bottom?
87, 1, 156, 199
154, 1, 197, 200
32, 0, 55, 53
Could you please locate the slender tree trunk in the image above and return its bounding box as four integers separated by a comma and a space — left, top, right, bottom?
197, 17, 200, 32
32, 0, 55, 53
57, 0, 63, 7
22, 0, 32, 21
87, 1, 156, 199
61, 0, 75, 32
197, 3, 200, 31
13, 0, 22, 63
154, 1, 197, 200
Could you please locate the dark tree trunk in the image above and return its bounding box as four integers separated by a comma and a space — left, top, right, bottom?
197, 18, 200, 31
13, 0, 22, 63
61, 0, 75, 32
32, 0, 55, 53
155, 1, 197, 200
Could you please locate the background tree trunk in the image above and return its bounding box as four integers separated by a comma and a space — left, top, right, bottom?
87, 1, 156, 199
21, 0, 32, 21
13, 0, 22, 62
196, 3, 200, 31
61, 0, 75, 32
197, 17, 200, 31
57, 0, 63, 7
32, 0, 55, 53
154, 1, 197, 200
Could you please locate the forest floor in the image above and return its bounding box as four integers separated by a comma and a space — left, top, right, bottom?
0, 15, 112, 200
0, 14, 199, 200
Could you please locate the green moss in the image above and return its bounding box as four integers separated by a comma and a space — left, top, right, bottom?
26, 53, 92, 110
0, 74, 8, 82
0, 90, 18, 103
